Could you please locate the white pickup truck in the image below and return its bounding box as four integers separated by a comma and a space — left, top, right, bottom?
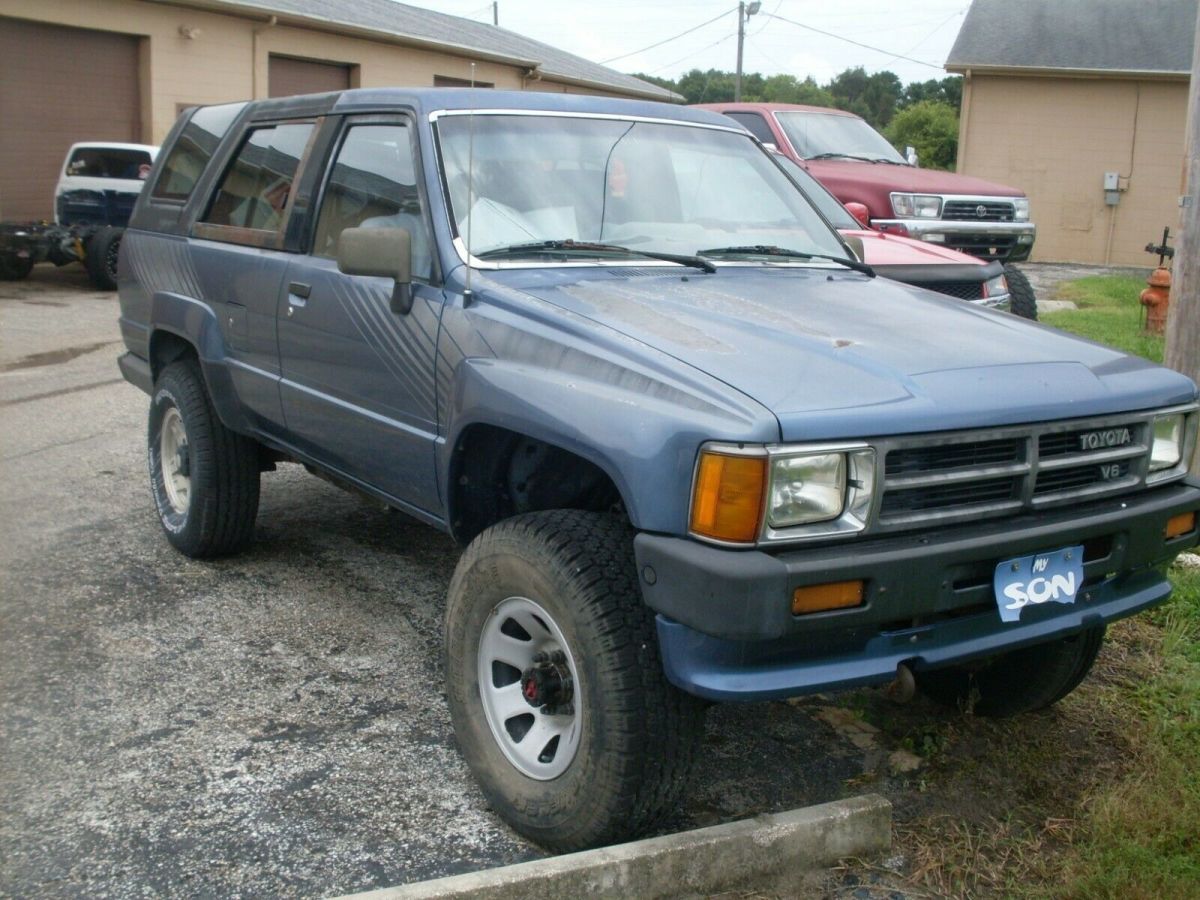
0, 141, 157, 289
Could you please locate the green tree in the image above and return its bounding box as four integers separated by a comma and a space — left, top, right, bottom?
759, 74, 833, 106
827, 67, 902, 128
901, 76, 963, 112
885, 100, 959, 170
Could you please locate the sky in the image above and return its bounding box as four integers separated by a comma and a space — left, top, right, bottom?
403, 0, 972, 87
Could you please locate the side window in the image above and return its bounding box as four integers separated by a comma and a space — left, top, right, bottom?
724, 112, 775, 145
202, 122, 313, 232
152, 102, 246, 202
312, 123, 433, 280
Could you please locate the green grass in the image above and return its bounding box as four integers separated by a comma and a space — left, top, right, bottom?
1040, 275, 1164, 363
882, 276, 1200, 899
1051, 568, 1200, 899
1020, 276, 1197, 897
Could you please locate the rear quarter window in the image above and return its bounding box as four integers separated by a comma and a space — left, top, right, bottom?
66, 148, 153, 180
151, 102, 246, 202
201, 123, 314, 232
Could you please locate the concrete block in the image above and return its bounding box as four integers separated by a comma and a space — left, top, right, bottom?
334, 794, 892, 900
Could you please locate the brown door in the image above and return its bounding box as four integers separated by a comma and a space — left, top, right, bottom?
268, 56, 351, 98
0, 17, 141, 221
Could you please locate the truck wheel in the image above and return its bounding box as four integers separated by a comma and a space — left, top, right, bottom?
918, 626, 1105, 717
1003, 264, 1037, 320
85, 226, 122, 291
0, 255, 34, 280
148, 360, 260, 557
444, 510, 705, 852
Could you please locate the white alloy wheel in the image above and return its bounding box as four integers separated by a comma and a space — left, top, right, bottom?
159, 405, 190, 514
477, 595, 582, 780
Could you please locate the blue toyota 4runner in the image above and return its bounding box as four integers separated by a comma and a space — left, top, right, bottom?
117, 89, 1200, 852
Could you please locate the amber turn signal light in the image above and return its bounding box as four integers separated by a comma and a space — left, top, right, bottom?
1165, 511, 1197, 539
690, 451, 767, 543
792, 580, 865, 615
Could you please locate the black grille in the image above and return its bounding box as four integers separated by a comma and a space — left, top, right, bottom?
914, 280, 985, 301
1034, 461, 1132, 496
886, 438, 1023, 476
944, 234, 1018, 261
881, 476, 1019, 517
943, 200, 1015, 222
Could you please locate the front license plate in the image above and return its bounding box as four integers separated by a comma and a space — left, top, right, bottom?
993, 545, 1084, 623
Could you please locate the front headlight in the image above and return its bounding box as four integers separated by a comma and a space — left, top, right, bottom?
1150, 414, 1184, 471
982, 274, 1008, 298
690, 443, 876, 544
1012, 198, 1030, 221
891, 193, 941, 218
768, 453, 845, 527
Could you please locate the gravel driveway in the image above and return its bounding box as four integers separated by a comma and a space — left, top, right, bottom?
0, 266, 864, 899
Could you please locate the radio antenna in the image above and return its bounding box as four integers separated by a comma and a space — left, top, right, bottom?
464, 62, 477, 306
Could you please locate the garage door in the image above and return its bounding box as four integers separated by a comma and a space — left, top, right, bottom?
0, 17, 141, 221
269, 56, 352, 98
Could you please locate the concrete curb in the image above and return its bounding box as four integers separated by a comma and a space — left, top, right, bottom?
333, 794, 892, 900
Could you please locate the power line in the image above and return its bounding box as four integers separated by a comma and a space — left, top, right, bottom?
599, 7, 737, 65
763, 11, 946, 70
648, 33, 736, 75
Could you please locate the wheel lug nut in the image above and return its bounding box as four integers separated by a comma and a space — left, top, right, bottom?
532, 651, 548, 664
551, 650, 567, 664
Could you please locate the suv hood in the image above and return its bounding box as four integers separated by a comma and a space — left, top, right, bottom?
807, 158, 1024, 199
492, 267, 1195, 441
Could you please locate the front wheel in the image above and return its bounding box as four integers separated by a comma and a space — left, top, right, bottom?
444, 510, 705, 852
85, 226, 122, 291
1003, 264, 1037, 320
918, 626, 1105, 717
149, 360, 261, 557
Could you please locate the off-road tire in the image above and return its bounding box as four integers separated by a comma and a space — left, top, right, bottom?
149, 360, 260, 557
444, 510, 706, 852
85, 226, 122, 291
0, 254, 34, 280
1004, 264, 1037, 320
918, 626, 1105, 717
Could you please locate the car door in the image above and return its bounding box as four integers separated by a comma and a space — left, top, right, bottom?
188, 119, 318, 433
276, 116, 443, 515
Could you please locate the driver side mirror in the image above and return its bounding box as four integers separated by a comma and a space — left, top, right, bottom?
845, 202, 871, 228
337, 226, 414, 314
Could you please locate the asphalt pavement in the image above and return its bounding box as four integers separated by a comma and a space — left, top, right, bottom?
0, 265, 864, 898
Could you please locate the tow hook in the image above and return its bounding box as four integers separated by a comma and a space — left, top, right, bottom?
885, 662, 916, 703
521, 650, 574, 716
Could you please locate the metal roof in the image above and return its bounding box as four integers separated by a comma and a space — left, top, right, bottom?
162, 0, 681, 101
946, 0, 1197, 75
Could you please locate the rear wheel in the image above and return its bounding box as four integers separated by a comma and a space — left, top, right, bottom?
444, 510, 706, 852
918, 626, 1105, 717
0, 254, 34, 281
85, 226, 122, 291
149, 359, 261, 557
1003, 264, 1037, 320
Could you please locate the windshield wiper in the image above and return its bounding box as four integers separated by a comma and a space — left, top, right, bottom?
476, 239, 716, 273
698, 245, 875, 277
806, 152, 879, 163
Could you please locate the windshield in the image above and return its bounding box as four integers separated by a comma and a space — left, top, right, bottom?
772, 156, 858, 230
774, 112, 906, 164
435, 114, 846, 263
66, 147, 154, 180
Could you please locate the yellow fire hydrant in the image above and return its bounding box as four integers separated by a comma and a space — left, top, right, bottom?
1140, 266, 1171, 334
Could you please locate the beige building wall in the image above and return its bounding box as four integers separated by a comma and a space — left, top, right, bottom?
0, 0, 634, 146
957, 72, 1188, 265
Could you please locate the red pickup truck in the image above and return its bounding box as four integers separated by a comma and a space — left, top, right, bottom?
695, 102, 1036, 263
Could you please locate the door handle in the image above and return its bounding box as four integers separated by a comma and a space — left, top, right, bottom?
289, 281, 312, 299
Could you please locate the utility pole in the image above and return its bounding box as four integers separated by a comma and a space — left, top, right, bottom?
734, 2, 760, 102
1165, 5, 1200, 476
492, 2, 498, 26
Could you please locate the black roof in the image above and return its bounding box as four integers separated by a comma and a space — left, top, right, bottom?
947, 0, 1196, 75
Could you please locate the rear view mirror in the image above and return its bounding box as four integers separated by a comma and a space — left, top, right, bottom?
845, 202, 871, 228
337, 226, 414, 314
843, 234, 865, 263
